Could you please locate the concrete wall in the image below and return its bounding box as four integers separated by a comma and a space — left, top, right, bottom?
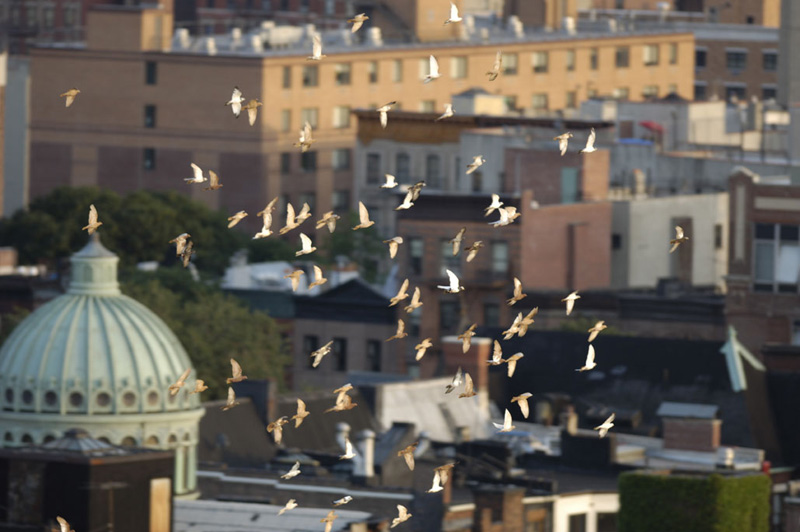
552, 492, 619, 532
2, 56, 29, 217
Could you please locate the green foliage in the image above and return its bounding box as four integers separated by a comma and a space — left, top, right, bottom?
121, 268, 290, 400
618, 471, 771, 532
320, 210, 384, 282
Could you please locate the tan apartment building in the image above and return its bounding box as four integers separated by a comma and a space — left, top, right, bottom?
584, 0, 779, 27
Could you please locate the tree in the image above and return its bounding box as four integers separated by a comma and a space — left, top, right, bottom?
121, 268, 290, 399
319, 209, 385, 282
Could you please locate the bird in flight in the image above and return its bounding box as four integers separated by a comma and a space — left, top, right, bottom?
427, 469, 444, 493
445, 366, 462, 394
311, 340, 334, 368
466, 155, 486, 174
449, 227, 466, 256
296, 233, 317, 257
242, 99, 262, 126
352, 202, 375, 230
377, 101, 397, 129
316, 211, 341, 233
576, 344, 597, 372
227, 358, 248, 383
494, 408, 516, 433
347, 13, 369, 32
278, 499, 298, 515
588, 320, 607, 342
391, 505, 412, 528
267, 416, 289, 445
389, 278, 410, 307
511, 392, 532, 418
489, 206, 519, 227
465, 241, 483, 262
333, 495, 353, 506
505, 352, 524, 377
321, 511, 338, 532
436, 103, 454, 121
326, 384, 358, 413
225, 87, 245, 117
484, 194, 503, 217
423, 55, 440, 83
486, 51, 502, 81
57, 516, 75, 532
181, 241, 194, 268
168, 368, 192, 396
459, 372, 477, 398
82, 204, 103, 235
554, 132, 573, 156
281, 461, 301, 479
227, 211, 248, 228
670, 226, 689, 253
507, 277, 527, 306
580, 128, 597, 153
488, 340, 504, 366
404, 286, 422, 313
386, 319, 408, 342
294, 121, 315, 152
409, 180, 426, 201
222, 387, 240, 411
594, 413, 615, 438
253, 211, 273, 239
203, 170, 223, 191
438, 269, 464, 293
339, 437, 357, 460
397, 443, 417, 471
284, 269, 304, 292
562, 291, 581, 316
443, 2, 462, 24
415, 338, 433, 361
307, 34, 326, 61
309, 265, 327, 289
60, 88, 80, 108
381, 174, 398, 188
189, 379, 208, 395
185, 163, 208, 184
395, 189, 415, 211
458, 323, 477, 353
291, 398, 310, 428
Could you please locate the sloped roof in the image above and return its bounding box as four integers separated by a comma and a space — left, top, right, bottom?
199, 398, 277, 467
295, 278, 396, 324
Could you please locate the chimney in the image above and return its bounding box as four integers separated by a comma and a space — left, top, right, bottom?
336, 422, 351, 452
657, 402, 721, 452
353, 429, 375, 481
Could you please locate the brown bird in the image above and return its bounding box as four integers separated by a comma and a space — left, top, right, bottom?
295, 202, 312, 225
203, 170, 223, 191
507, 277, 527, 306
309, 265, 328, 289
389, 279, 410, 307
311, 340, 334, 368
414, 338, 433, 361
352, 202, 375, 230
169, 233, 191, 255
189, 379, 208, 395
294, 121, 315, 152
488, 340, 504, 366
459, 372, 477, 398
291, 398, 310, 428
505, 352, 524, 378
518, 307, 538, 337
391, 504, 412, 528
56, 516, 75, 532
242, 99, 262, 126
554, 132, 574, 156
384, 236, 404, 259
316, 211, 341, 233
284, 269, 305, 292
168, 368, 192, 396
227, 211, 248, 228
267, 416, 290, 445
180, 241, 194, 268
449, 227, 467, 256
588, 320, 607, 342
279, 203, 301, 235
226, 358, 248, 384
434, 463, 456, 486
385, 319, 408, 342
321, 510, 338, 532
397, 442, 418, 471
325, 391, 357, 413
82, 204, 103, 235
404, 286, 422, 313
60, 88, 80, 107
669, 225, 689, 253
347, 12, 369, 32
221, 387, 240, 411
257, 197, 280, 218
465, 241, 483, 262
458, 323, 477, 353
408, 180, 426, 202
486, 51, 502, 81
511, 392, 533, 419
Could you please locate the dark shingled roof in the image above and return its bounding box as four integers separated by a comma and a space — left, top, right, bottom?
199, 397, 277, 467
295, 278, 397, 324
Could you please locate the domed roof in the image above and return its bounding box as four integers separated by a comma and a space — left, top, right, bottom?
0, 234, 200, 415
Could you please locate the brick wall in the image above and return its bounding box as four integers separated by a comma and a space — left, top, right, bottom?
662, 418, 721, 452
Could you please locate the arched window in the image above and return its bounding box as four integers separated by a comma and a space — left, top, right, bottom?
396, 153, 410, 184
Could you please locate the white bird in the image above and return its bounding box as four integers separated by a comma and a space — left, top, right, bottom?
339, 437, 357, 460
281, 461, 301, 479
670, 225, 689, 253
594, 413, 616, 438
309, 265, 328, 289
381, 174, 398, 188
280, 203, 301, 235
580, 127, 597, 153
443, 2, 462, 24
487, 51, 502, 81
316, 211, 341, 233
414, 338, 433, 361
311, 340, 334, 368
352, 202, 375, 230
224, 87, 245, 118
554, 132, 573, 156
505, 352, 524, 378
484, 194, 503, 217
377, 101, 397, 129
435, 103, 454, 121
294, 121, 315, 152
489, 206, 520, 227
493, 408, 516, 433
488, 340, 504, 366
307, 33, 326, 60
395, 189, 415, 211
185, 163, 207, 184
347, 13, 369, 33
404, 286, 423, 313
466, 155, 486, 174
278, 499, 298, 515
427, 470, 444, 493
391, 505, 412, 528
333, 495, 354, 506
253, 212, 273, 239
384, 237, 404, 259
389, 278, 410, 307
445, 366, 463, 394
511, 392, 533, 419
82, 204, 103, 235
507, 277, 527, 306
562, 291, 581, 316
424, 55, 440, 83
437, 269, 464, 293
588, 320, 607, 342
576, 344, 597, 372
296, 233, 317, 256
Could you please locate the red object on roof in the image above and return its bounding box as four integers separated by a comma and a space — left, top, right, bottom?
639, 121, 664, 134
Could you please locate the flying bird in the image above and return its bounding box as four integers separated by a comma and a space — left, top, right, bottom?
554, 132, 573, 156
280, 203, 300, 235
347, 13, 369, 32
409, 180, 427, 201
295, 202, 312, 225
587, 320, 607, 342
395, 189, 415, 211
291, 398, 310, 428
427, 469, 444, 493
386, 319, 408, 342
294, 121, 315, 152
449, 227, 466, 255
423, 55, 440, 83
580, 127, 597, 153
227, 211, 248, 228
594, 413, 616, 438
321, 511, 338, 532
325, 389, 358, 413
189, 379, 208, 395
316, 211, 341, 233
486, 51, 502, 81
435, 103, 454, 121
414, 338, 433, 361
404, 286, 422, 313
518, 307, 538, 336
82, 204, 103, 235
278, 499, 298, 515
339, 437, 357, 460
443, 2, 462, 24
445, 366, 462, 394
296, 233, 317, 256
333, 495, 353, 506
307, 34, 326, 61
562, 291, 581, 316
390, 278, 410, 307
670, 226, 689, 253
258, 197, 279, 217
489, 206, 519, 227
511, 392, 533, 419
227, 358, 248, 383
168, 368, 192, 396
435, 463, 456, 486
185, 163, 208, 184
505, 352, 524, 378
352, 202, 375, 230
459, 372, 477, 398
281, 461, 301, 479
488, 341, 504, 365
437, 269, 464, 293
222, 387, 240, 411
391, 505, 412, 528
57, 516, 75, 532
181, 241, 194, 268
377, 101, 396, 129
494, 408, 516, 433
267, 416, 289, 445
484, 194, 503, 217
284, 269, 304, 292
507, 277, 527, 306
242, 99, 262, 126
576, 344, 597, 372
467, 155, 486, 174
458, 323, 477, 353
311, 340, 334, 368
253, 211, 273, 239
309, 265, 328, 289
397, 443, 418, 471
60, 88, 80, 108
225, 87, 245, 117
203, 170, 223, 191
381, 174, 398, 188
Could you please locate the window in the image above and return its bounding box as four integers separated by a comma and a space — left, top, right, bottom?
440, 301, 460, 333
282, 66, 291, 88
334, 63, 351, 85
642, 85, 659, 99
792, 321, 800, 347
325, 0, 335, 15
644, 44, 659, 66
612, 233, 622, 250
420, 100, 436, 112
440, 239, 461, 276
715, 223, 724, 249
669, 43, 678, 64
419, 58, 431, 80
694, 83, 707, 101
533, 51, 548, 73
590, 47, 599, 70
763, 51, 778, 72
302, 65, 318, 87
725, 85, 746, 102
280, 152, 291, 174
505, 95, 518, 113
332, 190, 349, 210
366, 153, 381, 184
392, 59, 403, 82
26, 6, 37, 27
144, 105, 156, 128
532, 93, 548, 111
596, 513, 617, 532
42, 6, 54, 27
753, 223, 800, 293
763, 85, 777, 100
299, 0, 308, 12
300, 107, 319, 128
471, 171, 482, 193
409, 237, 424, 275
491, 241, 509, 274
616, 46, 630, 68
63, 6, 74, 26
426, 154, 441, 187
366, 340, 381, 372
301, 151, 317, 172
451, 56, 468, 78
143, 148, 155, 170
281, 109, 291, 132
332, 148, 351, 170
304, 335, 319, 368
695, 48, 707, 69
568, 514, 586, 532
368, 61, 378, 83
566, 91, 577, 109
726, 50, 747, 70
145, 61, 157, 85
484, 303, 500, 327
566, 49, 575, 71
333, 106, 351, 128
668, 83, 678, 95
502, 53, 518, 75
613, 87, 630, 100
396, 153, 410, 183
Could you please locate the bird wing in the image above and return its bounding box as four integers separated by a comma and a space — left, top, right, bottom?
351, 19, 364, 32
358, 202, 371, 224
513, 277, 523, 297
518, 397, 530, 418
231, 87, 242, 101
504, 408, 512, 429
230, 358, 242, 378
247, 106, 258, 126
227, 386, 236, 403
585, 344, 596, 366
312, 34, 322, 57
191, 163, 203, 180
208, 170, 220, 187
675, 226, 684, 239
507, 358, 518, 377
431, 470, 442, 490
396, 319, 405, 335
380, 110, 388, 129
289, 461, 300, 474
57, 517, 70, 532
397, 278, 409, 298
429, 55, 439, 76
492, 340, 502, 363
494, 51, 502, 71
300, 233, 312, 251
177, 367, 192, 384
313, 265, 323, 282
398, 505, 409, 519
565, 298, 575, 315
410, 286, 421, 305
450, 2, 458, 19
559, 137, 568, 156
285, 203, 296, 226
585, 128, 596, 150
385, 174, 396, 186
88, 204, 98, 225
446, 269, 460, 290
463, 373, 473, 393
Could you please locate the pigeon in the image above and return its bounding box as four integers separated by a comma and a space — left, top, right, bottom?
466, 155, 486, 175
458, 324, 477, 353
423, 55, 440, 83
449, 227, 466, 255
278, 499, 298, 515
395, 189, 415, 211
488, 341, 504, 366
445, 366, 462, 394
437, 269, 464, 293
316, 211, 340, 233
242, 99, 262, 126
391, 505, 412, 528
57, 516, 75, 532
339, 437, 357, 460
562, 291, 581, 316
594, 413, 616, 438
321, 511, 338, 532
352, 202, 375, 230
203, 170, 223, 191
511, 392, 533, 419
576, 344, 597, 372
333, 495, 353, 506
381, 174, 398, 188
291, 398, 310, 428
408, 180, 427, 201
443, 2, 462, 24
580, 127, 597, 153
489, 206, 519, 227
267, 416, 289, 445
484, 194, 503, 217
189, 379, 208, 395
295, 202, 312, 225
494, 409, 516, 433
486, 51, 502, 81
389, 279, 410, 307
284, 269, 304, 292
169, 233, 191, 256
60, 88, 80, 108
554, 132, 573, 156
294, 121, 315, 152
588, 320, 607, 342
459, 372, 477, 398
435, 463, 456, 486
258, 197, 279, 217
225, 87, 245, 117
253, 212, 273, 239
347, 13, 369, 32
309, 265, 328, 289
222, 387, 240, 411
311, 340, 334, 368
180, 241, 194, 268
280, 203, 301, 235
414, 338, 433, 361
82, 204, 103, 234
505, 352, 524, 378
227, 358, 248, 383
427, 470, 444, 493
227, 211, 248, 228
404, 286, 422, 313
507, 277, 527, 306
296, 233, 317, 257
435, 103, 454, 121
168, 368, 192, 396
185, 163, 207, 184
518, 307, 538, 336
377, 101, 396, 129
397, 443, 417, 471
325, 387, 358, 413
670, 225, 689, 253
386, 319, 408, 342
307, 33, 326, 61
281, 461, 301, 479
